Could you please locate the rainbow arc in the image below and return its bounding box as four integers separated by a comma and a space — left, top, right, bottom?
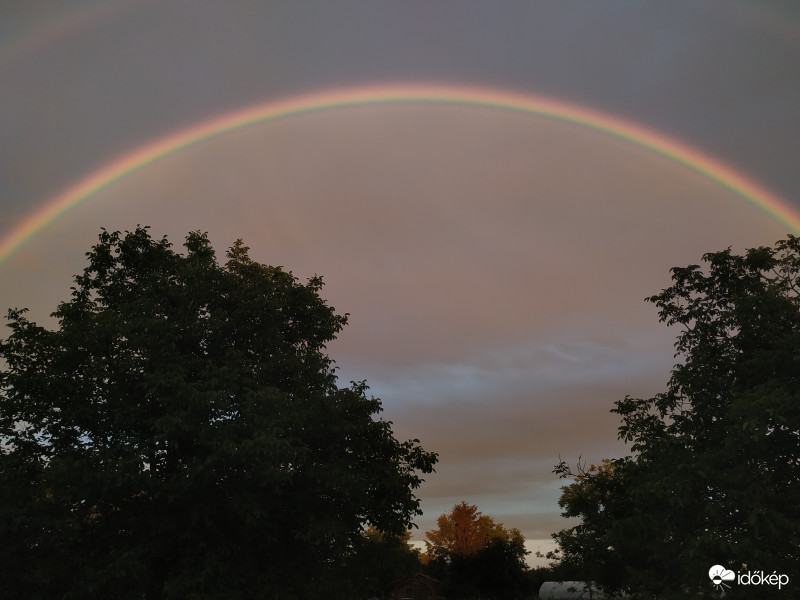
2, 83, 798, 264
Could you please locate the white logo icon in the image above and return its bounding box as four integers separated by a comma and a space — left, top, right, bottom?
709, 565, 735, 590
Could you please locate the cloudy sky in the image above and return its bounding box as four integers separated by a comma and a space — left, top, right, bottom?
2, 1, 800, 563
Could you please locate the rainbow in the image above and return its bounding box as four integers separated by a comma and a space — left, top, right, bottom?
2, 83, 799, 264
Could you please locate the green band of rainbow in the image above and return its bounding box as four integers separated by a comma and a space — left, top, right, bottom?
2, 83, 798, 264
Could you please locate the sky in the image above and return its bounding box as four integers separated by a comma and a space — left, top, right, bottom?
2, 0, 800, 565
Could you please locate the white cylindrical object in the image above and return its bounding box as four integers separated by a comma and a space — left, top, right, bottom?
539, 581, 607, 599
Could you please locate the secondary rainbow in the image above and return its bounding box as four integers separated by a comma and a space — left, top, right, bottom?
2, 83, 799, 264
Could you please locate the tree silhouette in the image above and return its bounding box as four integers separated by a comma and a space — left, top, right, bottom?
0, 227, 437, 599
553, 235, 800, 598
425, 501, 529, 599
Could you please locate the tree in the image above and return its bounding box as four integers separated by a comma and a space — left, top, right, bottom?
552, 235, 800, 599
424, 501, 529, 599
0, 227, 437, 599
550, 457, 635, 595
344, 525, 423, 598
425, 501, 506, 560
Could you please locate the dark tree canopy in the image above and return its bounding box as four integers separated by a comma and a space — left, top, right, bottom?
0, 227, 437, 599
345, 526, 423, 598
553, 235, 800, 599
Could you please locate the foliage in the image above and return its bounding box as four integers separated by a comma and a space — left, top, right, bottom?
424, 501, 529, 599
425, 500, 507, 560
550, 457, 635, 595
344, 525, 423, 598
551, 235, 800, 599
0, 227, 437, 599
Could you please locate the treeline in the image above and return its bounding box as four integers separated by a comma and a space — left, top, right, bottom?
347, 501, 538, 599
422, 501, 532, 599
